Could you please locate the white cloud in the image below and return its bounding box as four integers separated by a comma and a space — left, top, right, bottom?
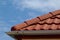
13, 0, 60, 11
12, 0, 60, 20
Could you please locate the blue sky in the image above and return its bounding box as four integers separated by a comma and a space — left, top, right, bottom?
0, 0, 60, 40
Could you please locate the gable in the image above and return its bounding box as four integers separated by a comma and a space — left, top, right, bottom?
11, 10, 60, 31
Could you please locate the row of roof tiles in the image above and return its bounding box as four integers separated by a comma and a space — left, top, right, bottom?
11, 10, 60, 31
22, 24, 60, 30
12, 24, 60, 31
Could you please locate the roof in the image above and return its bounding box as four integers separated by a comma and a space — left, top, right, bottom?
11, 10, 60, 31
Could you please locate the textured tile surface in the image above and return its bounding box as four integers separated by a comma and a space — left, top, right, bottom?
11, 10, 60, 31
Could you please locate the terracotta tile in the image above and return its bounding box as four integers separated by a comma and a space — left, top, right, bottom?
24, 18, 40, 25
51, 16, 56, 19
39, 18, 54, 24
34, 24, 43, 30
23, 28, 29, 30
52, 10, 60, 15
20, 28, 27, 30
11, 10, 60, 31
14, 23, 27, 29
38, 12, 52, 20
26, 25, 36, 30
50, 24, 58, 30
56, 15, 60, 18
45, 18, 53, 24
11, 26, 22, 31
39, 20, 46, 24
58, 25, 60, 29
42, 24, 50, 30
53, 18, 60, 23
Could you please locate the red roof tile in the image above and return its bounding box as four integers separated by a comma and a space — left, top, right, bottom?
56, 15, 60, 18
26, 25, 35, 30
53, 18, 60, 23
24, 18, 40, 25
11, 23, 27, 31
52, 10, 60, 15
37, 12, 53, 20
58, 25, 60, 29
45, 18, 53, 24
11, 10, 60, 31
34, 24, 43, 30
42, 24, 50, 30
50, 24, 58, 30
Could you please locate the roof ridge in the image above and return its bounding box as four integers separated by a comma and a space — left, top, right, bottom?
11, 10, 60, 31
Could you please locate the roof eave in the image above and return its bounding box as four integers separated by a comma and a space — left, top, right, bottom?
6, 30, 60, 36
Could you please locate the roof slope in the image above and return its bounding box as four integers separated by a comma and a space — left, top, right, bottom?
11, 10, 60, 31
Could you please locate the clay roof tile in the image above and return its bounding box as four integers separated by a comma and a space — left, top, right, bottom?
11, 23, 27, 31
34, 24, 43, 30
51, 10, 60, 15
11, 10, 60, 31
58, 25, 60, 29
45, 18, 53, 24
24, 18, 40, 25
37, 12, 53, 20
53, 18, 60, 24
25, 25, 35, 30
56, 15, 60, 18
42, 24, 50, 30
50, 24, 58, 30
